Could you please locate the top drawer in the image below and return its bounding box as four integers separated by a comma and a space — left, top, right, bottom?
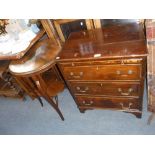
61, 64, 142, 81
59, 58, 143, 67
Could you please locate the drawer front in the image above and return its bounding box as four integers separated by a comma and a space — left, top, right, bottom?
70, 82, 140, 97
59, 58, 143, 67
62, 64, 141, 81
75, 96, 140, 110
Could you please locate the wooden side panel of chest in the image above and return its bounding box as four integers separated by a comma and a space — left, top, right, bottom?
57, 57, 146, 118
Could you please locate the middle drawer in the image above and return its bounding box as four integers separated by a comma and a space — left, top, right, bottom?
69, 81, 140, 97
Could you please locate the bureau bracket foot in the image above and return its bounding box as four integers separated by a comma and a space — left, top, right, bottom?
79, 109, 86, 113
79, 108, 93, 113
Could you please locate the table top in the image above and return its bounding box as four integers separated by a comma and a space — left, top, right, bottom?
0, 29, 45, 60
56, 23, 147, 61
9, 39, 61, 76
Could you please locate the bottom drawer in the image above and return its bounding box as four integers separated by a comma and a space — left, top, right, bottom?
75, 96, 141, 111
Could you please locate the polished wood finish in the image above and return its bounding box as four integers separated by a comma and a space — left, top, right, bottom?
9, 39, 62, 76
9, 39, 65, 120
70, 81, 140, 97
93, 19, 144, 28
57, 23, 147, 118
58, 24, 146, 60
76, 96, 140, 110
53, 19, 94, 43
40, 19, 61, 47
62, 64, 142, 81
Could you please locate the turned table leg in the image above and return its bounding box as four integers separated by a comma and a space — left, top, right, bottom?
37, 97, 44, 107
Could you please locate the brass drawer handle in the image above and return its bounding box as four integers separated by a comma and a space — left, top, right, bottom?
118, 88, 133, 95
73, 76, 81, 78
116, 70, 121, 75
70, 72, 83, 78
76, 86, 89, 93
82, 100, 93, 105
79, 72, 83, 76
70, 72, 74, 76
116, 70, 134, 75
80, 90, 86, 93
90, 100, 93, 104
120, 102, 133, 110
76, 86, 80, 90
128, 70, 133, 75
128, 88, 133, 92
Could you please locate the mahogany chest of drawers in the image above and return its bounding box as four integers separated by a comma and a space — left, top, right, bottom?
56, 23, 147, 118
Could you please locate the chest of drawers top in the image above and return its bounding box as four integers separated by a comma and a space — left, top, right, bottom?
56, 23, 147, 62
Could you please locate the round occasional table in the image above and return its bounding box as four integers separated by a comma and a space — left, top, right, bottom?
9, 39, 65, 121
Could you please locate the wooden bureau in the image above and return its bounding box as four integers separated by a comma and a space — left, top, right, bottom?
56, 23, 147, 118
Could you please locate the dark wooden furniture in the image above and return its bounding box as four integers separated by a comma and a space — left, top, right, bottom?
93, 19, 144, 28
9, 39, 65, 121
56, 23, 147, 118
53, 19, 94, 43
40, 19, 61, 47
